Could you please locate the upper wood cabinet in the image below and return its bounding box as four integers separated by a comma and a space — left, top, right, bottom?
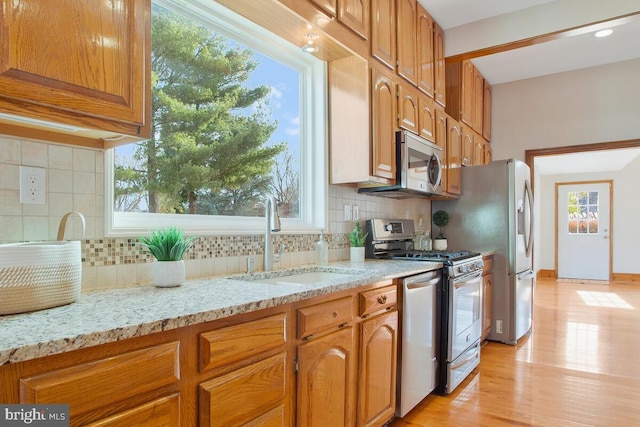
371, 64, 397, 182
371, 0, 396, 70
0, 0, 151, 148
398, 83, 420, 135
418, 94, 436, 142
309, 0, 337, 16
445, 116, 462, 196
339, 0, 371, 39
433, 22, 446, 107
417, 4, 435, 97
310, 0, 370, 40
473, 66, 484, 133
434, 106, 448, 190
396, 0, 418, 85
483, 80, 492, 141
446, 60, 491, 140
461, 125, 474, 167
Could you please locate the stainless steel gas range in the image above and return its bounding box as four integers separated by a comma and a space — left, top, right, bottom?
365, 218, 483, 411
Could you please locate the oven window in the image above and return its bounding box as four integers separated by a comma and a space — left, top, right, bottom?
456, 283, 481, 333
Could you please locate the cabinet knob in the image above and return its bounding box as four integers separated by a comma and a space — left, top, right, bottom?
377, 295, 387, 304
332, 311, 338, 318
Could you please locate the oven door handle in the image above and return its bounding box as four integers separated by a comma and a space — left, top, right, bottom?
453, 269, 483, 285
450, 346, 480, 370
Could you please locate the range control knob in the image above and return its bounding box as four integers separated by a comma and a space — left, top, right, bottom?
385, 224, 393, 232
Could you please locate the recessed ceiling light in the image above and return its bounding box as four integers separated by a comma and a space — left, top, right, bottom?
594, 29, 613, 38
301, 32, 319, 54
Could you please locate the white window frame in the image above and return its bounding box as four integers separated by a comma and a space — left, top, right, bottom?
105, 0, 327, 237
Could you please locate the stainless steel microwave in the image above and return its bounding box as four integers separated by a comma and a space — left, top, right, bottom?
359, 130, 443, 198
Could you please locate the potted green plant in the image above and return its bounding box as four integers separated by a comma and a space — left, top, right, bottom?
432, 210, 450, 251
140, 226, 197, 287
348, 221, 368, 263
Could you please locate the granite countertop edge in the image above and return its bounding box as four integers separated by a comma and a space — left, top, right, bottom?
0, 260, 442, 366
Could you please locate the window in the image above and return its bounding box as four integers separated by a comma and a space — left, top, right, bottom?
567, 191, 599, 234
106, 0, 327, 236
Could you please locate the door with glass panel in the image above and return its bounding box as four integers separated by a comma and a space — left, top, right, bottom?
557, 181, 612, 280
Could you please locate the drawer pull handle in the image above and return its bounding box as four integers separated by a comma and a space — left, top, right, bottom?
377, 295, 387, 304
332, 311, 338, 318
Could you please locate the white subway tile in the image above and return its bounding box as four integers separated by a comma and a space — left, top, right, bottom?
48, 145, 73, 170
21, 141, 48, 167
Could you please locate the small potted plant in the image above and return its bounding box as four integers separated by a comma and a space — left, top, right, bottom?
348, 221, 368, 263
432, 210, 450, 251
140, 226, 197, 287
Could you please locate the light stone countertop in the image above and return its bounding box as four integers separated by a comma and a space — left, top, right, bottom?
0, 259, 442, 366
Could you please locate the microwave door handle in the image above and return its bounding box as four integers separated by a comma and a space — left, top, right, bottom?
434, 153, 443, 188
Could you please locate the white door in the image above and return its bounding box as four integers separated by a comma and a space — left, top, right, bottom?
557, 182, 611, 280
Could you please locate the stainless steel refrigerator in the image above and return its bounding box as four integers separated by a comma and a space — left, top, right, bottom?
433, 159, 535, 345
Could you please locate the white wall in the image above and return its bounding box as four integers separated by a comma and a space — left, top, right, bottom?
489, 58, 640, 276
537, 156, 640, 275
491, 58, 640, 162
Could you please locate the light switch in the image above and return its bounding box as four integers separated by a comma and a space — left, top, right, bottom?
344, 204, 352, 221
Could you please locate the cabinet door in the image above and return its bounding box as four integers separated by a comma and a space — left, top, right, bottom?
297, 327, 357, 426
199, 352, 287, 427
396, 0, 417, 85
371, 65, 397, 181
446, 118, 462, 195
371, 0, 396, 70
418, 94, 436, 142
473, 136, 485, 166
357, 311, 398, 427
338, 0, 370, 39
482, 273, 493, 341
0, 0, 150, 133
483, 139, 493, 164
461, 125, 474, 167
473, 69, 484, 133
460, 61, 474, 127
434, 106, 448, 190
416, 4, 434, 97
433, 22, 446, 107
308, 0, 337, 16
483, 80, 492, 141
397, 84, 419, 135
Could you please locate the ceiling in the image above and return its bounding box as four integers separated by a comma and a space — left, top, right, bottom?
417, 0, 640, 175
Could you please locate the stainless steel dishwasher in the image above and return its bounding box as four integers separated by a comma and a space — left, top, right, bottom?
396, 269, 442, 417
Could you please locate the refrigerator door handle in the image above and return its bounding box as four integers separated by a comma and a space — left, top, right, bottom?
517, 269, 535, 280
524, 179, 534, 257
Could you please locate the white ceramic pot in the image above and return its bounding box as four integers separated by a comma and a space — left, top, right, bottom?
350, 247, 365, 263
433, 238, 448, 251
152, 260, 186, 288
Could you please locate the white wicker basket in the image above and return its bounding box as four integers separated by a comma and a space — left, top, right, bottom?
0, 211, 84, 315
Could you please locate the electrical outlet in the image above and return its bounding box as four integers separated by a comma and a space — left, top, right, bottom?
343, 204, 352, 221
352, 205, 359, 221
496, 319, 503, 334
20, 166, 46, 204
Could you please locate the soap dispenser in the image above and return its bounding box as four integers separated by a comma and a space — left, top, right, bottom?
316, 231, 329, 265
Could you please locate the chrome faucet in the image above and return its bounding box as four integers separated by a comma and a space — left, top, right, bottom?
264, 195, 281, 271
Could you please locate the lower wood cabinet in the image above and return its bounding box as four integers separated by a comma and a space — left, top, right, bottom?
482, 255, 494, 341
0, 280, 403, 427
357, 310, 398, 427
297, 326, 357, 426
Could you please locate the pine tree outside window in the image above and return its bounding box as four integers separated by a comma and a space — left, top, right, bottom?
105, 0, 327, 235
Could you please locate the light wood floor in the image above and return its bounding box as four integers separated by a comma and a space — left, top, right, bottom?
390, 278, 640, 426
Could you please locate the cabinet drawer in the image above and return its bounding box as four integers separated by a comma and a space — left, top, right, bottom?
297, 296, 354, 339
359, 285, 397, 317
483, 256, 494, 275
199, 312, 287, 373
199, 352, 286, 427
85, 394, 180, 427
20, 342, 180, 419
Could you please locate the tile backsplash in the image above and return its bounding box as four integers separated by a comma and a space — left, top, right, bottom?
0, 136, 431, 290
